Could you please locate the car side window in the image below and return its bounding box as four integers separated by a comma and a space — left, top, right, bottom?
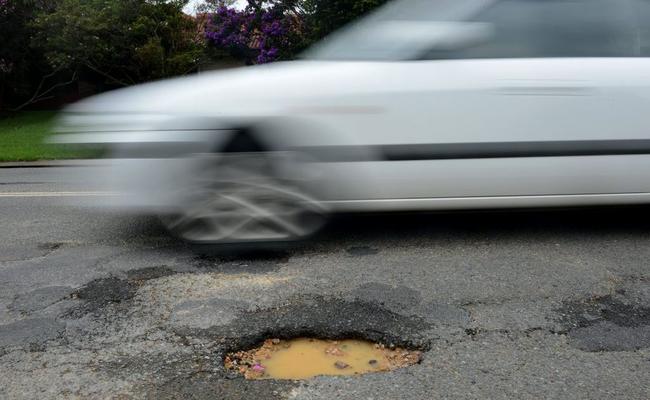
423, 0, 642, 59
634, 0, 650, 56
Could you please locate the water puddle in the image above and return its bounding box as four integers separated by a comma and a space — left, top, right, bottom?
225, 338, 421, 380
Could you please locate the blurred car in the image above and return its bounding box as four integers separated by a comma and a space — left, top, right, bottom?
55, 0, 650, 244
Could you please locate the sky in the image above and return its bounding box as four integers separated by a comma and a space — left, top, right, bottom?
183, 0, 247, 14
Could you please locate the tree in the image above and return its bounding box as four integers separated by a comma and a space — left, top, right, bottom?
203, 0, 388, 64
32, 0, 204, 87
0, 0, 59, 111
195, 0, 236, 13
204, 1, 306, 64
302, 0, 388, 42
0, 0, 391, 110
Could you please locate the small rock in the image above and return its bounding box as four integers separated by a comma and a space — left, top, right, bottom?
334, 361, 349, 370
325, 345, 345, 356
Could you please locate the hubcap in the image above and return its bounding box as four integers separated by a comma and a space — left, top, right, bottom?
162, 153, 327, 243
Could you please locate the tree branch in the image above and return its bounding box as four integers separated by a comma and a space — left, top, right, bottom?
85, 62, 133, 87
10, 69, 78, 112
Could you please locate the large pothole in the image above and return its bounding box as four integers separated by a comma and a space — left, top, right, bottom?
159, 296, 431, 392
225, 338, 422, 380
100, 296, 432, 398
178, 296, 433, 352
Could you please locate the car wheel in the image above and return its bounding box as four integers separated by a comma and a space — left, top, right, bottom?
160, 152, 328, 245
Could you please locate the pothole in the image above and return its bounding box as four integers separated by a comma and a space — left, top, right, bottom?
225, 338, 422, 380
557, 292, 650, 351
63, 266, 178, 318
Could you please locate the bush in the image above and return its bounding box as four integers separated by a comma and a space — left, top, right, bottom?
204, 0, 389, 64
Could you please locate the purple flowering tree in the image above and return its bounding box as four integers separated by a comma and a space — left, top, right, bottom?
204, 1, 306, 64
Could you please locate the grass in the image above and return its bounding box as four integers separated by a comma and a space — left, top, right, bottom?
0, 111, 98, 162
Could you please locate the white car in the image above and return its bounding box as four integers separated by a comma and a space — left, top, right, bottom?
55, 0, 650, 245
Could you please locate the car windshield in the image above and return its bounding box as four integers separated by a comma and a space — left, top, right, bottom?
305, 0, 650, 61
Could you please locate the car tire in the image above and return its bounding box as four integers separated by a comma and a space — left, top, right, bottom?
160, 151, 328, 245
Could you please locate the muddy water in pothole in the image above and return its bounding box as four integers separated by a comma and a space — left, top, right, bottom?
226, 338, 421, 380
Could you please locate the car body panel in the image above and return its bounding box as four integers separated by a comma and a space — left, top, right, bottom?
57, 58, 650, 209
54, 0, 650, 229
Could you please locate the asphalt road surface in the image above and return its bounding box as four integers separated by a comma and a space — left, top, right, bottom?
1, 165, 649, 399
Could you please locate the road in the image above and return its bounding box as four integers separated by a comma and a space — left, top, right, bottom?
0, 165, 649, 399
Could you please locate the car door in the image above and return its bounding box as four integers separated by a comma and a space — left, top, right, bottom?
353, 0, 650, 203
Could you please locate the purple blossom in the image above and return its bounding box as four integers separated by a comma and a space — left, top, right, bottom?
0, 0, 13, 19
204, 1, 302, 64
257, 47, 279, 64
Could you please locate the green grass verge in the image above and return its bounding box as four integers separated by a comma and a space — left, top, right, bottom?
0, 111, 99, 162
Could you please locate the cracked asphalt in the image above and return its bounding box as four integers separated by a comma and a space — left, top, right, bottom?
1, 166, 649, 399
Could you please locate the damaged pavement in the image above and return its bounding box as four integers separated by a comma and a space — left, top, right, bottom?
1, 194, 650, 398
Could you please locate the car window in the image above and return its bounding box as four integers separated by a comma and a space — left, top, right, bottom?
305, 0, 492, 61
423, 0, 644, 59
634, 0, 650, 56
307, 0, 650, 61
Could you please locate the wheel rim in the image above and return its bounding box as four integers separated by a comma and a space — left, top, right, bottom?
162, 154, 327, 243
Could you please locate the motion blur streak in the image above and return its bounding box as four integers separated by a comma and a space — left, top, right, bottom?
54, 0, 650, 245
0, 192, 116, 198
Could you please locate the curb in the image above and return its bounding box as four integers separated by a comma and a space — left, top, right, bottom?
0, 160, 99, 169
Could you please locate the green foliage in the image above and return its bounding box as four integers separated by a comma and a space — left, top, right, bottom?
31, 0, 203, 86
302, 0, 389, 43
204, 0, 389, 63
0, 0, 391, 110
0, 1, 56, 109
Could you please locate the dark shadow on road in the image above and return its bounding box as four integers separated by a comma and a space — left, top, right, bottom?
82, 205, 650, 261
316, 206, 650, 243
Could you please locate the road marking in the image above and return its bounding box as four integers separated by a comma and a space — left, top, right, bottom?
0, 192, 117, 198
